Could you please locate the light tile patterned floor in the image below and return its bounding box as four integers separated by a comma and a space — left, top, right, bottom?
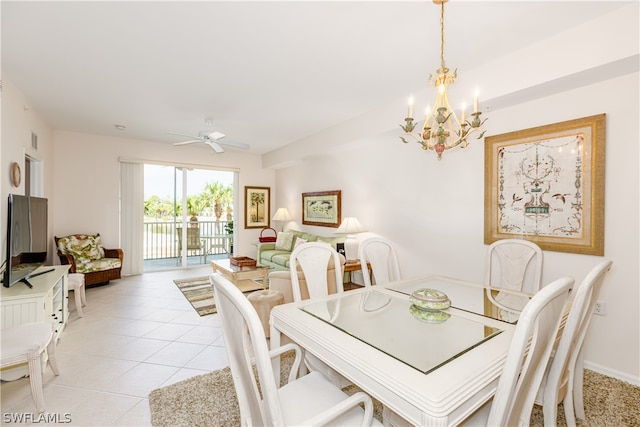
1, 266, 226, 426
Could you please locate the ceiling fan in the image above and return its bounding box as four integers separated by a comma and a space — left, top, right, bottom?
169, 129, 250, 153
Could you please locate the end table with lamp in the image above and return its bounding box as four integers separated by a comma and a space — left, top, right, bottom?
334, 217, 367, 262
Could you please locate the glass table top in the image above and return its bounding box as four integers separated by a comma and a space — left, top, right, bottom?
301, 290, 503, 374
387, 276, 533, 324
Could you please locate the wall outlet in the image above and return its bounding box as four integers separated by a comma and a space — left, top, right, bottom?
594, 300, 606, 316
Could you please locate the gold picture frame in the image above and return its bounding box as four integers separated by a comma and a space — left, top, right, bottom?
244, 186, 270, 229
302, 190, 341, 228
484, 114, 606, 255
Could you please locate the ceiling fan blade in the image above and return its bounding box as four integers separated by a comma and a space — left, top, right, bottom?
173, 140, 201, 146
206, 140, 225, 153
218, 140, 250, 150
168, 131, 201, 140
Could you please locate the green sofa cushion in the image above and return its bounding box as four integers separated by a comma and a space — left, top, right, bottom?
260, 249, 290, 263
270, 253, 291, 268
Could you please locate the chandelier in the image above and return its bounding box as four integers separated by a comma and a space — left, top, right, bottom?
400, 0, 486, 160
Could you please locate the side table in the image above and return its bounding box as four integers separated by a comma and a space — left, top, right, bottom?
343, 261, 371, 290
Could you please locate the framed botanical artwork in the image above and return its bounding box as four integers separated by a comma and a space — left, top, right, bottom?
484, 114, 606, 255
302, 190, 341, 227
244, 186, 270, 229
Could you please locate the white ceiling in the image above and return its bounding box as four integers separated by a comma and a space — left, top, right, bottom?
1, 1, 628, 154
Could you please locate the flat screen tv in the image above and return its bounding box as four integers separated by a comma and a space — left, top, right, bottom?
3, 194, 50, 288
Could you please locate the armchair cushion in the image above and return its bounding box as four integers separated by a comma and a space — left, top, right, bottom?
55, 234, 123, 287
56, 234, 105, 264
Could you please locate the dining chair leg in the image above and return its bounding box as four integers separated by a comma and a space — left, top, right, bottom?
27, 351, 46, 413
573, 354, 586, 421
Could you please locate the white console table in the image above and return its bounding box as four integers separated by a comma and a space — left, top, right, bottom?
1, 265, 70, 380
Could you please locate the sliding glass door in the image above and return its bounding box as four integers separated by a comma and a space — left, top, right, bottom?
143, 164, 235, 272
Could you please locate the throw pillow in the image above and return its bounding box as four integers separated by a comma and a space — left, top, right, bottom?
275, 232, 294, 251
316, 236, 345, 251
293, 237, 307, 249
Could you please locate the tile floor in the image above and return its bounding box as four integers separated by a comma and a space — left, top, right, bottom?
1, 265, 227, 426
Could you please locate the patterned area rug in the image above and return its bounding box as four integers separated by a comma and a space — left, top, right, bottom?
173, 276, 265, 316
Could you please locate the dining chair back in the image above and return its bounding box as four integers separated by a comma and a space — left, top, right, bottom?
210, 273, 380, 426
538, 260, 613, 426
0, 322, 60, 413
484, 239, 543, 320
358, 237, 401, 287
486, 276, 574, 426
288, 242, 350, 388
289, 242, 344, 301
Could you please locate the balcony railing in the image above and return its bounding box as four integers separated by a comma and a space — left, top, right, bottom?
143, 220, 232, 261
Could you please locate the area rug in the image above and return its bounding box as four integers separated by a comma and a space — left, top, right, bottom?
173, 276, 265, 316
149, 356, 640, 426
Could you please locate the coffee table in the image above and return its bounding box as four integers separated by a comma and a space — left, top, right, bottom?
210, 259, 270, 293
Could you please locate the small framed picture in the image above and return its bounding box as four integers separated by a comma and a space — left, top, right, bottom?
244, 186, 270, 229
302, 190, 341, 227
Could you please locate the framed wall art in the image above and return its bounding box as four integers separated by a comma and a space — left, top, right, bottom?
484, 114, 606, 255
245, 186, 270, 229
302, 190, 341, 227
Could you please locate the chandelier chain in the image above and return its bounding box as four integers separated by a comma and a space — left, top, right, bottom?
440, 0, 446, 72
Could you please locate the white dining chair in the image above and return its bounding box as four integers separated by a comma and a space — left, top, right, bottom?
461, 276, 574, 426
289, 242, 351, 388
290, 242, 344, 301
210, 273, 381, 426
0, 322, 60, 413
484, 239, 543, 321
536, 260, 613, 426
358, 236, 401, 287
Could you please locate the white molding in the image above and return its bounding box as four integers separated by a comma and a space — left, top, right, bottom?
584, 361, 640, 387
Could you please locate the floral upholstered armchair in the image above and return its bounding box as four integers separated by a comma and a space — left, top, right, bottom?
55, 234, 124, 287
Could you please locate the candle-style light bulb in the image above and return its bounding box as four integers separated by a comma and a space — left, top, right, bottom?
461, 103, 466, 123
474, 89, 479, 113
408, 95, 414, 118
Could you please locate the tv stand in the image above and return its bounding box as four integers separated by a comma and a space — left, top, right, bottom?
18, 278, 34, 288
0, 265, 70, 381
19, 268, 56, 288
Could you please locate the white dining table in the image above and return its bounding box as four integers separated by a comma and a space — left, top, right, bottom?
270, 275, 532, 426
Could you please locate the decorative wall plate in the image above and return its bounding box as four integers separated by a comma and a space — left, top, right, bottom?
11, 162, 21, 187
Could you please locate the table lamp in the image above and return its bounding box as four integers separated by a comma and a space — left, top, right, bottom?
335, 217, 367, 263
272, 208, 292, 231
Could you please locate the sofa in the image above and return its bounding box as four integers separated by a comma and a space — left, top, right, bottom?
54, 234, 124, 287
257, 229, 345, 271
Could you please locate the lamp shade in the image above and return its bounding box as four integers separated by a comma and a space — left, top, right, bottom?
272, 208, 292, 222
335, 217, 367, 235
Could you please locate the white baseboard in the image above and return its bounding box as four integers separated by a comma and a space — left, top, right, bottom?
584, 361, 640, 386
